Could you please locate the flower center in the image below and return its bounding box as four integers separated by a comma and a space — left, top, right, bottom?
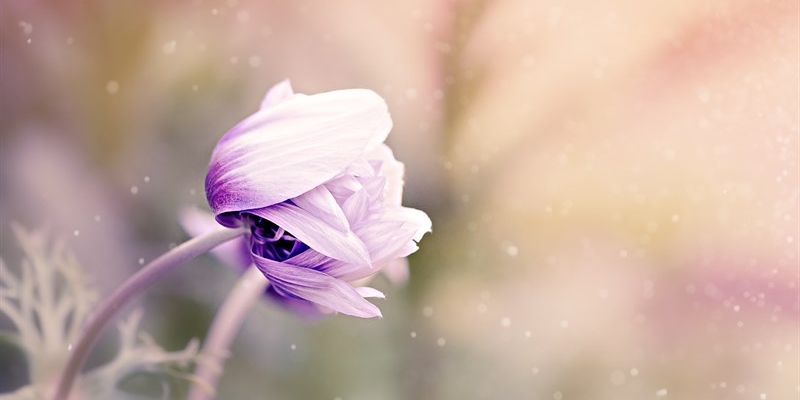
246, 214, 308, 261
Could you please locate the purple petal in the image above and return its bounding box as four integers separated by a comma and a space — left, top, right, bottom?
253, 254, 382, 318
290, 185, 349, 233
260, 79, 295, 110
250, 203, 370, 265
206, 88, 392, 220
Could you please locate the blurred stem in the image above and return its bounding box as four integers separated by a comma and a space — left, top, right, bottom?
52, 227, 246, 400
188, 264, 267, 400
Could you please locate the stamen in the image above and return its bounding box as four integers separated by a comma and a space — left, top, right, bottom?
246, 214, 308, 261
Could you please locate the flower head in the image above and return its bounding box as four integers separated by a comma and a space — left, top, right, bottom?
202, 80, 431, 318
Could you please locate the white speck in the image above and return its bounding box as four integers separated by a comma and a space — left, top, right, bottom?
73, 230, 79, 236
162, 40, 177, 55
656, 388, 668, 397
66, 37, 74, 45
436, 338, 446, 346
143, 176, 150, 183
189, 189, 197, 196
524, 330, 531, 338
236, 10, 250, 23
290, 344, 296, 350
629, 367, 639, 376
67, 343, 73, 351
788, 236, 794, 243
192, 84, 199, 92
506, 244, 519, 257
531, 367, 539, 374
230, 56, 239, 64
138, 258, 145, 265
106, 80, 120, 94
560, 320, 569, 328
410, 331, 417, 338
553, 391, 563, 400
619, 250, 628, 258
18, 21, 33, 35
500, 317, 511, 327
671, 214, 680, 222
422, 306, 434, 317
760, 393, 766, 399
248, 55, 261, 68
130, 186, 139, 194
94, 214, 101, 222
733, 305, 740, 312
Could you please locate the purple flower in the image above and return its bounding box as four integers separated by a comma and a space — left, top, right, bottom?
195, 80, 431, 318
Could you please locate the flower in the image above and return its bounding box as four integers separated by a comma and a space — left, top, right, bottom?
200, 80, 431, 318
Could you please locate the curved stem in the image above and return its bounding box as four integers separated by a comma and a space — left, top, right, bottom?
188, 265, 268, 400
52, 227, 246, 400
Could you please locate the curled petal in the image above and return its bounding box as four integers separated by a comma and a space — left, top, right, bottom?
250, 203, 370, 266
206, 87, 392, 221
260, 79, 295, 109
253, 255, 382, 318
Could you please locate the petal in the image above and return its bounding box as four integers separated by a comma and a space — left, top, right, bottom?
253, 254, 382, 318
250, 203, 370, 265
260, 79, 295, 110
365, 144, 406, 206
178, 207, 251, 269
206, 88, 392, 219
287, 248, 372, 281
381, 258, 410, 286
356, 287, 385, 299
290, 185, 349, 233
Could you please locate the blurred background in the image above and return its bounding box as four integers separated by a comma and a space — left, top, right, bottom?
1, 0, 797, 399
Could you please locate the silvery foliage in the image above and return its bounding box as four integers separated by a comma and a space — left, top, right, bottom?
0, 225, 202, 400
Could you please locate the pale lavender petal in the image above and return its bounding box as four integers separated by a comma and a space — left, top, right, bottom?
290, 185, 349, 233
260, 79, 295, 110
356, 287, 385, 299
381, 258, 410, 286
206, 88, 392, 219
178, 207, 251, 269
384, 206, 433, 241
253, 254, 382, 318
250, 203, 370, 265
354, 219, 421, 263
340, 188, 370, 223
365, 144, 406, 205
287, 248, 372, 281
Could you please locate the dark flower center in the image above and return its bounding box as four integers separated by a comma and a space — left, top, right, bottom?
246, 214, 308, 261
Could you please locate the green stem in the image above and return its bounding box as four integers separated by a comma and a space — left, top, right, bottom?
51, 227, 246, 400
188, 264, 268, 400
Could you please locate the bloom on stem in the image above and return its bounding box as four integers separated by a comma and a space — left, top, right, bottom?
203, 80, 431, 318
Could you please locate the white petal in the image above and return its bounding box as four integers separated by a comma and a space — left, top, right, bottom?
356, 287, 385, 299
207, 88, 392, 216
260, 79, 295, 109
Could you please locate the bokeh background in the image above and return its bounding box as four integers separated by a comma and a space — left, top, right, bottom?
1, 1, 798, 399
